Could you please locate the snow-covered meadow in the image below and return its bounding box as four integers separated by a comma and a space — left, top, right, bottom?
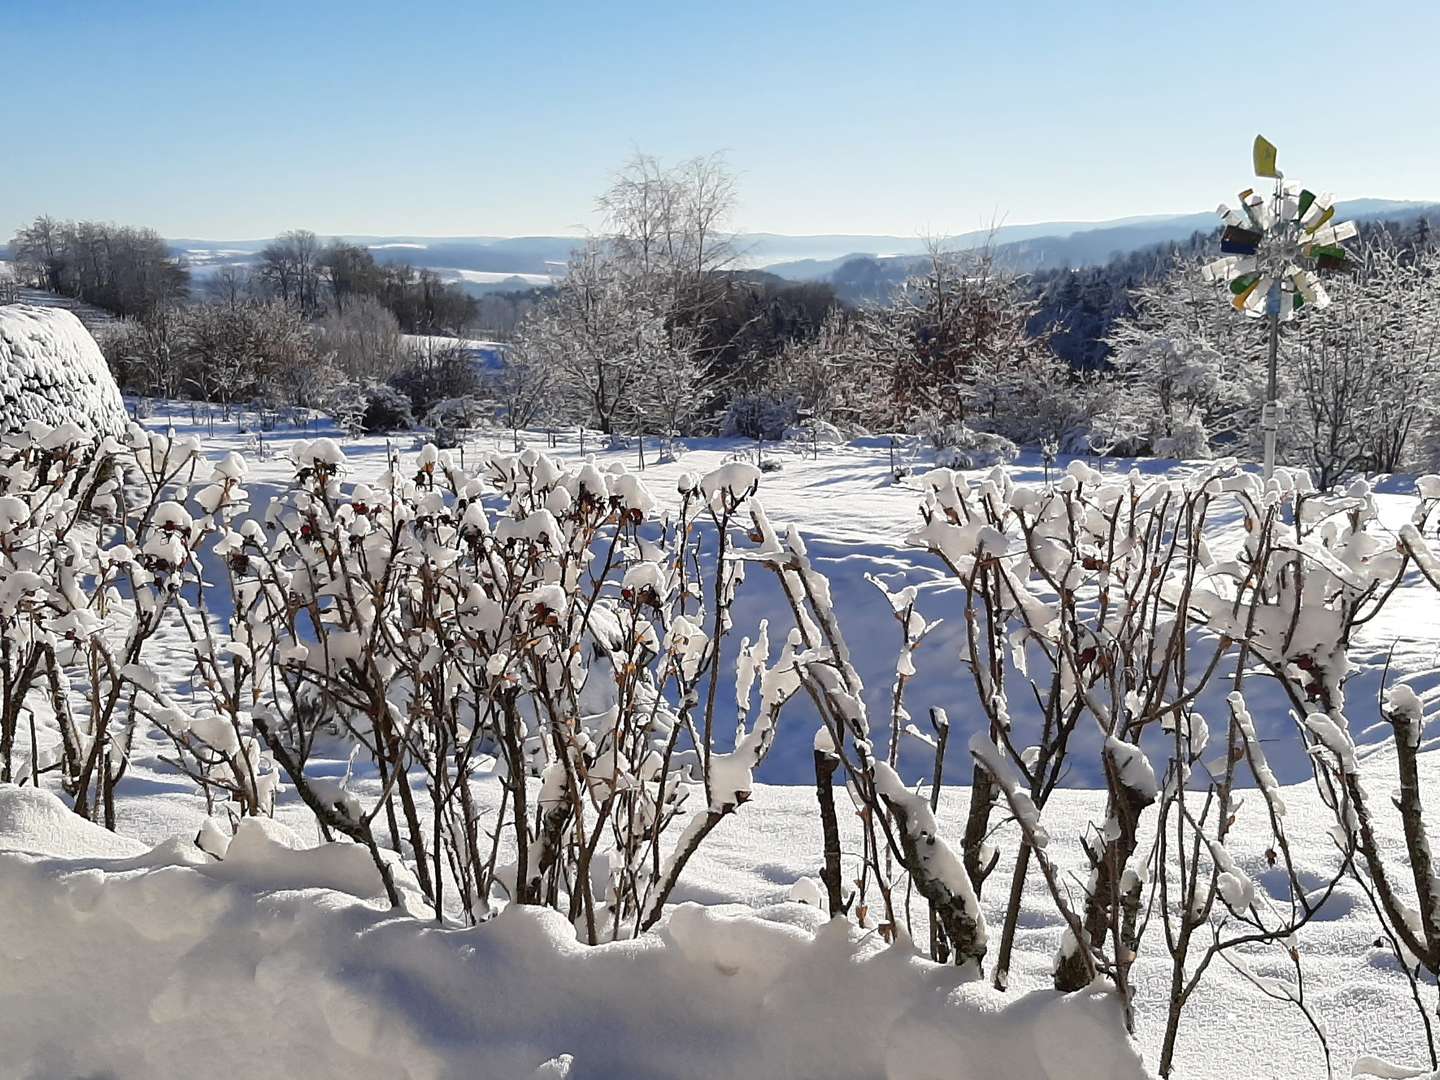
2, 401, 1438, 1079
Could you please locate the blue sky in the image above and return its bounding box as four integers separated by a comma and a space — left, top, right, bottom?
4, 0, 1437, 240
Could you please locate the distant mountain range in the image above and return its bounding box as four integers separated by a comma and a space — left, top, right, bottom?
753, 199, 1440, 286
8, 199, 1436, 300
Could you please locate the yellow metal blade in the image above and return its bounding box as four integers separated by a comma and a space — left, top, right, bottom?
1253, 135, 1281, 178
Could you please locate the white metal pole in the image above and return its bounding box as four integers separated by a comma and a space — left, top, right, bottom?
1262, 311, 1279, 480
1261, 174, 1283, 481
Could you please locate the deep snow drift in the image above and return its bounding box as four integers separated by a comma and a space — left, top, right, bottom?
0, 305, 130, 436
0, 785, 1144, 1080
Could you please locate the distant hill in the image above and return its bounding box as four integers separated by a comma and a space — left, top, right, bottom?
809, 199, 1440, 303
169, 235, 574, 297
13, 199, 1437, 303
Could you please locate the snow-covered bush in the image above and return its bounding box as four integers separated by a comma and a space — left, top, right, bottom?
1280, 241, 1440, 483
0, 421, 794, 942
782, 418, 844, 445
934, 430, 1017, 470
0, 305, 131, 437
424, 395, 488, 447
7, 412, 1440, 1077
203, 443, 784, 934
721, 392, 796, 441
1105, 257, 1259, 459
322, 378, 367, 438
1150, 411, 1211, 459
323, 379, 414, 438
752, 454, 1440, 1075
360, 380, 414, 432
910, 414, 1018, 469
0, 421, 276, 824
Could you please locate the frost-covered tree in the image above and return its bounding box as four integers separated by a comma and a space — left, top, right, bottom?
599, 151, 738, 322
493, 324, 556, 447
1282, 238, 1440, 484
847, 242, 1043, 430
313, 295, 408, 381
9, 215, 188, 317
519, 242, 657, 434
514, 153, 738, 436
765, 307, 871, 431
1106, 255, 1262, 456
257, 229, 324, 314
625, 319, 708, 446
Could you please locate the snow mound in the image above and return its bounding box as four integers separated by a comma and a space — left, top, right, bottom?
933, 428, 1018, 470
0, 784, 145, 860
783, 419, 845, 445
0, 304, 130, 437
0, 786, 1147, 1080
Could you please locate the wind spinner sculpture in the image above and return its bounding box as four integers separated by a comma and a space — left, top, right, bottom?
1201, 136, 1356, 478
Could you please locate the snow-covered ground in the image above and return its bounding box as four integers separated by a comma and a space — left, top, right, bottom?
2, 783, 1151, 1080
401, 333, 507, 369
4, 287, 124, 337
3, 400, 1437, 1079
4, 736, 1434, 1078
439, 267, 554, 287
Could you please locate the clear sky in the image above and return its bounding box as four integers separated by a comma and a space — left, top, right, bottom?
4, 0, 1437, 241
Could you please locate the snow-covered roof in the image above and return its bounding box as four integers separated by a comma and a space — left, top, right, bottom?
0, 304, 130, 437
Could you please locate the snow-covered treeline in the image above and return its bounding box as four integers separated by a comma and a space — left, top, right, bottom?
1105, 237, 1440, 478
30, 155, 1439, 493
2, 418, 1440, 1076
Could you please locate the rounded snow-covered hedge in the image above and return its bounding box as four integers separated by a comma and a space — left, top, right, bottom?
0, 305, 130, 437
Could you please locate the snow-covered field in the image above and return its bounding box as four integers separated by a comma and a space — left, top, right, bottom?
2, 401, 1437, 1079
401, 333, 507, 369
440, 267, 554, 287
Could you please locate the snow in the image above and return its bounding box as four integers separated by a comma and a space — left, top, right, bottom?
4, 401, 1440, 1078
970, 732, 1049, 847
441, 267, 554, 286
5, 746, 1437, 1077
872, 759, 988, 954
402, 333, 506, 370
1104, 736, 1159, 801
0, 784, 1145, 1080
0, 304, 130, 436
700, 460, 762, 504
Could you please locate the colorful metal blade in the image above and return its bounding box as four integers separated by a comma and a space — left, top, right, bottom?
1202, 256, 1236, 282
1216, 203, 1246, 228
1229, 271, 1260, 295
1221, 225, 1262, 255
1304, 205, 1336, 235
1232, 278, 1260, 311
1300, 194, 1335, 230
1311, 245, 1351, 272
1253, 135, 1281, 178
